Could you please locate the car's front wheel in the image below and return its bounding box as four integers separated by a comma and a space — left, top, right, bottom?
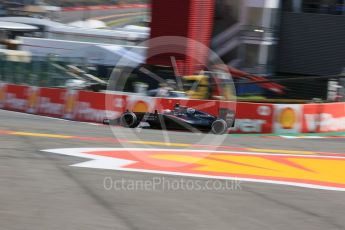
211, 119, 228, 135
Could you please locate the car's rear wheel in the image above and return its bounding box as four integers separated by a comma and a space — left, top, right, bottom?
120, 112, 140, 128
211, 119, 228, 135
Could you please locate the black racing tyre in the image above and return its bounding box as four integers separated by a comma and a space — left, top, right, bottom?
120, 112, 140, 128
211, 119, 228, 135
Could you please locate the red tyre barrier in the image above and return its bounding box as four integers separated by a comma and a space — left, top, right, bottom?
302, 103, 345, 133
36, 88, 67, 118
1, 84, 345, 134
273, 104, 303, 134
3, 84, 31, 113
0, 83, 7, 109
74, 91, 106, 123
233, 103, 274, 134
73, 91, 126, 123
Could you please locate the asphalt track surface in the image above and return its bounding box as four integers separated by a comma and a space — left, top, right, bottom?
1, 109, 345, 230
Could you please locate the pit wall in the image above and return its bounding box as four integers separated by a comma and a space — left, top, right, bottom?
0, 83, 344, 134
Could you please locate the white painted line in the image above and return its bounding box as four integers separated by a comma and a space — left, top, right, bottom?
0, 109, 102, 126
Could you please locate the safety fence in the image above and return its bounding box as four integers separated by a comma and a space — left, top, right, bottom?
0, 83, 344, 134
0, 55, 87, 88
62, 4, 149, 12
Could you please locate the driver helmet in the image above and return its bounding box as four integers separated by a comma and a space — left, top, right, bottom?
174, 103, 181, 110
186, 108, 196, 114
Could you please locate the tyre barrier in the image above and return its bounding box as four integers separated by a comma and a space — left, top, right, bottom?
0, 83, 344, 134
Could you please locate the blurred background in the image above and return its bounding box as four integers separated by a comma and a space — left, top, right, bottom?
0, 0, 344, 102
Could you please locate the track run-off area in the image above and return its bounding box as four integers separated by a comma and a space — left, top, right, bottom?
1, 109, 345, 230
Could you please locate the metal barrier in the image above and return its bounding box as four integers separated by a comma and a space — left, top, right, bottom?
0, 53, 344, 103
0, 55, 86, 88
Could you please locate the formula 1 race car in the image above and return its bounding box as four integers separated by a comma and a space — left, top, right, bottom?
105, 104, 235, 135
